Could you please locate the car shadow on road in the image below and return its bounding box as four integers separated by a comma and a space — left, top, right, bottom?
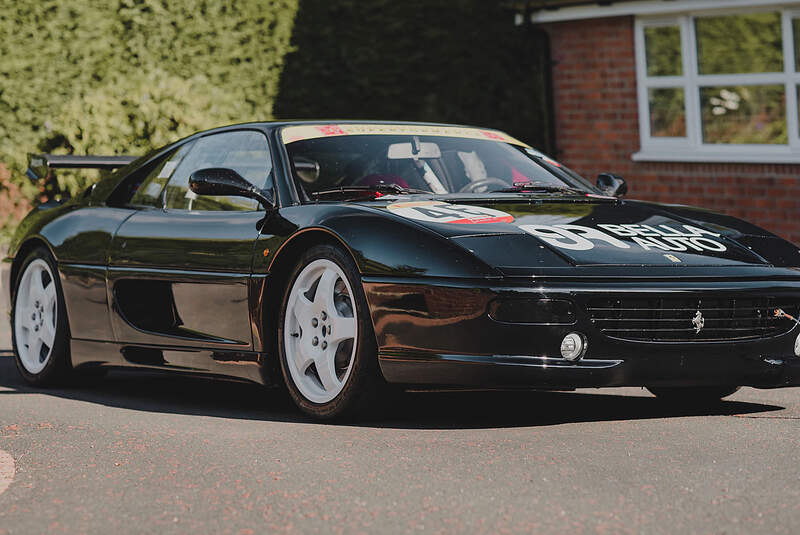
0, 354, 785, 430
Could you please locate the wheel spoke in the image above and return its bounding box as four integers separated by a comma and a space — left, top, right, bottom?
21, 306, 35, 329
314, 351, 340, 392
31, 266, 46, 295
30, 335, 45, 363
314, 269, 338, 312
25, 285, 41, 312
328, 315, 356, 345
41, 316, 56, 346
292, 293, 315, 327
44, 280, 57, 310
18, 322, 31, 345
292, 339, 314, 374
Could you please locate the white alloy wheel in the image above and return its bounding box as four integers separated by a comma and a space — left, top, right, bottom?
283, 258, 358, 403
14, 259, 59, 375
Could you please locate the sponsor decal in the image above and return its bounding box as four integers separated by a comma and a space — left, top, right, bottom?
481, 130, 506, 141
281, 124, 529, 147
519, 223, 727, 253
317, 124, 347, 136
386, 201, 514, 224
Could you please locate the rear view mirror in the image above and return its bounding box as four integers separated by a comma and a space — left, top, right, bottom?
596, 173, 628, 198
293, 156, 320, 184
388, 142, 442, 160
189, 167, 275, 209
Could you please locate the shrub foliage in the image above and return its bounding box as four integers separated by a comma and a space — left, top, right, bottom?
0, 0, 550, 240
0, 0, 298, 205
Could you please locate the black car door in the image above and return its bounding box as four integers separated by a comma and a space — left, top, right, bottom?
107, 130, 272, 358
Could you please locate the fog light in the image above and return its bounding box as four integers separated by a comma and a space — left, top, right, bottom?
560, 332, 586, 361
794, 333, 800, 357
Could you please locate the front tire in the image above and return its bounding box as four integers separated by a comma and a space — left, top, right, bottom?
11, 248, 71, 386
647, 385, 740, 404
277, 244, 382, 420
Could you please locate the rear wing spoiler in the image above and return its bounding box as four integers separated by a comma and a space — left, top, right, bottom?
26, 153, 137, 182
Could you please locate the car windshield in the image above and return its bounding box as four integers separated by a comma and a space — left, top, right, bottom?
282, 124, 598, 198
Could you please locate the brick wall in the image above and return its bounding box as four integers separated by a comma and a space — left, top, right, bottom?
543, 16, 800, 245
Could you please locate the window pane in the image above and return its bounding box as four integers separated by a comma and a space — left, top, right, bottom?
165, 131, 272, 211
645, 26, 682, 76
700, 85, 787, 144
794, 18, 800, 71
129, 142, 194, 207
648, 88, 686, 137
696, 12, 782, 74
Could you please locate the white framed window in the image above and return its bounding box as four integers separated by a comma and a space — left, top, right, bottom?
633, 7, 800, 163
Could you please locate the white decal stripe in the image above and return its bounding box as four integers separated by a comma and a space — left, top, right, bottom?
281, 124, 530, 146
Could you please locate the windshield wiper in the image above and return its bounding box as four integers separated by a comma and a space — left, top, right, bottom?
310, 184, 431, 200
490, 182, 585, 195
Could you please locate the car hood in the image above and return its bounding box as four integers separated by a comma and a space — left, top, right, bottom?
369, 196, 800, 275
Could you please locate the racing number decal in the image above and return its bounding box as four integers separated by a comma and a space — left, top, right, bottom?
387, 201, 727, 253
520, 225, 630, 251
520, 223, 728, 253
387, 201, 514, 224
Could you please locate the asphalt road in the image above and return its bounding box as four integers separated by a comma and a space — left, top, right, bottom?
2, 302, 800, 533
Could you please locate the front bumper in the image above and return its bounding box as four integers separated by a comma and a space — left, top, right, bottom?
363, 277, 800, 390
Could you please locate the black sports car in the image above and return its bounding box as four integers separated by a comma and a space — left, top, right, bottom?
4, 121, 800, 419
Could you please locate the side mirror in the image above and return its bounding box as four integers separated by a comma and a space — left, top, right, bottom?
596, 173, 628, 198
189, 168, 275, 209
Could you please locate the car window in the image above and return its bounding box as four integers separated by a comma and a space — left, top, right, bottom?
164, 130, 272, 211
128, 142, 195, 207
284, 133, 596, 197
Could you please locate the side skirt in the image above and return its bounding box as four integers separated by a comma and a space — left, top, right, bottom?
70, 339, 271, 385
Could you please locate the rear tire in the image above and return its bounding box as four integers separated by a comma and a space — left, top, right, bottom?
647, 385, 740, 403
277, 244, 382, 420
11, 248, 71, 386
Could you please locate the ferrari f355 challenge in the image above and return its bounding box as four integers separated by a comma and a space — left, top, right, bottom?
5, 121, 800, 419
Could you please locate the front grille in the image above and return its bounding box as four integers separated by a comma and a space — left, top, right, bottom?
587, 296, 799, 342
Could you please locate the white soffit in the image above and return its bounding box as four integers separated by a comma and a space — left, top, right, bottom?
531, 0, 800, 23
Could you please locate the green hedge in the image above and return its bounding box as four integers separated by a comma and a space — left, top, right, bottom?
0, 0, 298, 208
0, 0, 550, 240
